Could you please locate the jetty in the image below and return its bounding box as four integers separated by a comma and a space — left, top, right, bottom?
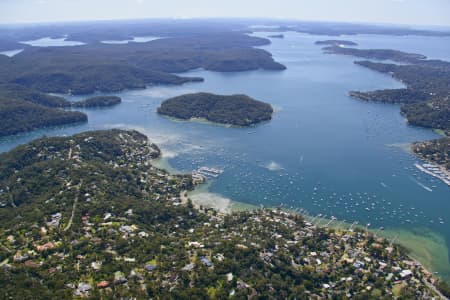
415, 163, 450, 186
192, 166, 224, 183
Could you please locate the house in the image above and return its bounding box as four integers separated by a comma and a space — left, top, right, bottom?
13, 252, 29, 262
114, 271, 128, 285
214, 253, 225, 261
187, 241, 203, 248
97, 281, 110, 289
379, 262, 387, 270
6, 235, 15, 243
145, 264, 157, 272
260, 251, 274, 262
91, 261, 102, 271
24, 260, 40, 268
124, 257, 136, 263
392, 266, 402, 273
386, 273, 394, 281
182, 263, 195, 271
103, 213, 112, 220
138, 231, 149, 238
75, 283, 92, 296
200, 256, 213, 267
36, 242, 55, 252
400, 270, 413, 278
237, 280, 250, 290
119, 225, 135, 234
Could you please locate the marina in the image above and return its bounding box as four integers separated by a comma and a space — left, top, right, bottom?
415, 163, 450, 187
192, 166, 225, 183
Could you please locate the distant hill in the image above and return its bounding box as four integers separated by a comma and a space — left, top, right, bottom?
72, 96, 121, 108
315, 40, 357, 46
0, 34, 285, 95
0, 84, 87, 137
268, 34, 284, 39
157, 92, 273, 126
0, 83, 70, 107
322, 46, 426, 63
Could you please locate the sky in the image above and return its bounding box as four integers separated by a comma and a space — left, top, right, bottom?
0, 0, 449, 27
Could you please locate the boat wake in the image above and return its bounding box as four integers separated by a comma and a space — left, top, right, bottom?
263, 161, 284, 171
409, 177, 433, 192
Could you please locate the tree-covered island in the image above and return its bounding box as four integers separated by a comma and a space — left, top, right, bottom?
157, 92, 274, 126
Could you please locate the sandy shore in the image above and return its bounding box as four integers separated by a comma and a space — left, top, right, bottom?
189, 192, 233, 213
151, 156, 185, 175
188, 188, 450, 282
187, 181, 257, 213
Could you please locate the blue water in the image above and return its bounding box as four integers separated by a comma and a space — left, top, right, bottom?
1, 31, 449, 274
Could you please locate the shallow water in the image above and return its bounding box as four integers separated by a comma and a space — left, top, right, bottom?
1, 31, 449, 278
20, 36, 85, 47
0, 49, 23, 57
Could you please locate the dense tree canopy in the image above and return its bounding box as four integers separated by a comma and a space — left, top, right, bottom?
72, 96, 121, 108
0, 130, 439, 299
0, 34, 285, 95
157, 92, 273, 126
0, 84, 87, 137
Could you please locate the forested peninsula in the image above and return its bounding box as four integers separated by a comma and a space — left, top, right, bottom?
0, 129, 442, 299
0, 34, 285, 95
72, 96, 121, 108
322, 46, 427, 63
157, 92, 273, 126
0, 84, 87, 137
318, 43, 450, 171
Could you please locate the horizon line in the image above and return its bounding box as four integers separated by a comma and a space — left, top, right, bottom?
1, 16, 450, 31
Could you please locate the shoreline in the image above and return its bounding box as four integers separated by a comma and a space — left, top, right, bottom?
157, 111, 274, 128
186, 184, 450, 283
149, 132, 450, 284
151, 156, 185, 175
387, 142, 450, 187
407, 143, 450, 187
187, 181, 258, 213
